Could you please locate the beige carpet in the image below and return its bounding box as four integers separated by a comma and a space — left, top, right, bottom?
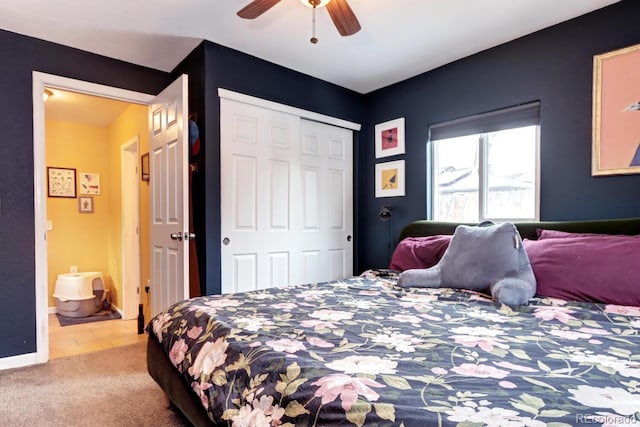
0, 342, 192, 427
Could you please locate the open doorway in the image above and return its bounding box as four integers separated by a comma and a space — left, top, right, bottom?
43, 88, 147, 358
44, 88, 145, 318
33, 72, 154, 362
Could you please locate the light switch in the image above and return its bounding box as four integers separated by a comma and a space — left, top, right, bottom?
46, 220, 53, 231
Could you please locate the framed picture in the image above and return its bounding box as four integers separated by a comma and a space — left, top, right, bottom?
47, 167, 76, 198
375, 117, 405, 158
79, 172, 101, 195
78, 196, 94, 213
592, 43, 640, 176
375, 160, 405, 198
141, 153, 150, 182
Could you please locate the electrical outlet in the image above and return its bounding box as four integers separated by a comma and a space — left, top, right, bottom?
70, 266, 78, 273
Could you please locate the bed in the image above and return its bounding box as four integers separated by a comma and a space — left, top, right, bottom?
147, 217, 640, 426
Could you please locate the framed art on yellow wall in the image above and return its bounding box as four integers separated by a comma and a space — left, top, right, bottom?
47, 167, 76, 198
78, 196, 94, 213
79, 172, 100, 195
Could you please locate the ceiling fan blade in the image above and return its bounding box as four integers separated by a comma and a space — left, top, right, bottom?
237, 0, 282, 19
326, 0, 361, 36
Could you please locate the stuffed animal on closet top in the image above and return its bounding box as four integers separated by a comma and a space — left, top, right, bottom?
397, 221, 536, 306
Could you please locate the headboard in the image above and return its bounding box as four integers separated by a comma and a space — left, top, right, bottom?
398, 217, 640, 242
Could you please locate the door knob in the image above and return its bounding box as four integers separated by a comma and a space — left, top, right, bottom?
170, 232, 183, 241
222, 237, 230, 245
184, 232, 196, 241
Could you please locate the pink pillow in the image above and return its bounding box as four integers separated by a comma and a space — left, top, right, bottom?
523, 235, 640, 306
537, 229, 640, 240
389, 235, 451, 271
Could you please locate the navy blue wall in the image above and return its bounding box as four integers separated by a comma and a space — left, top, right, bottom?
0, 29, 170, 358
174, 41, 365, 295
358, 0, 640, 272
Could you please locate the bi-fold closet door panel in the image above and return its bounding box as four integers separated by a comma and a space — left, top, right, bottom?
220, 98, 353, 294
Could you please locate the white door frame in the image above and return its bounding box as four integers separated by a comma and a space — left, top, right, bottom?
30, 71, 153, 366
217, 89, 361, 131
121, 137, 141, 320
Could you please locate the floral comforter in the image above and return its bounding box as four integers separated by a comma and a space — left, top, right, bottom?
149, 272, 640, 427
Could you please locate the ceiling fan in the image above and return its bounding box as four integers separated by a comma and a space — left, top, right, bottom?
237, 0, 361, 42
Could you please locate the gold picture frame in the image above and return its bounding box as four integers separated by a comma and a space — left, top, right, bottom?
592, 43, 640, 176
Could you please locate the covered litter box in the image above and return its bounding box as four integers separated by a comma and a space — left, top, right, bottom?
53, 272, 109, 318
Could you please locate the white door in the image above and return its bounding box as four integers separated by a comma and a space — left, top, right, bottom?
220, 99, 353, 294
149, 75, 190, 316
299, 119, 353, 281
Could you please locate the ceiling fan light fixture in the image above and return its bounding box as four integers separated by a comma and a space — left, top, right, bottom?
238, 0, 360, 38
300, 0, 331, 8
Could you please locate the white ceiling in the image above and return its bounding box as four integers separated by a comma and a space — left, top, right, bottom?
44, 89, 132, 127
1, 0, 620, 95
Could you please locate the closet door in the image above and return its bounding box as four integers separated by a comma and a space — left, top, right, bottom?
298, 119, 353, 284
220, 99, 353, 294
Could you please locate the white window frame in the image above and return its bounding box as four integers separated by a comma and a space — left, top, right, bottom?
428, 103, 541, 222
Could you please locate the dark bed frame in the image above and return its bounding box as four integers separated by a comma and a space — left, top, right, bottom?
147, 216, 640, 426
398, 217, 640, 241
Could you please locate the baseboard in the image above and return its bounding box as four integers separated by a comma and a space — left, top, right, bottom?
112, 304, 124, 318
0, 352, 43, 371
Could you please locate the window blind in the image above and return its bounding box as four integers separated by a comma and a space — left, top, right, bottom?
429, 101, 540, 141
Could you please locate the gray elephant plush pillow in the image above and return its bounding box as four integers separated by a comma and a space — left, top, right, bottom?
397, 221, 536, 306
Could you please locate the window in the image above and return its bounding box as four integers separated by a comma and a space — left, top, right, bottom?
429, 102, 540, 222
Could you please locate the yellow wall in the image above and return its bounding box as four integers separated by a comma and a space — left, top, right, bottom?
46, 103, 149, 317
46, 121, 111, 307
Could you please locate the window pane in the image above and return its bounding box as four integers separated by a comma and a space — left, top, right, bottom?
486, 126, 536, 219
433, 135, 479, 222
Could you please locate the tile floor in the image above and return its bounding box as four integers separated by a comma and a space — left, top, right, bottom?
48, 313, 147, 359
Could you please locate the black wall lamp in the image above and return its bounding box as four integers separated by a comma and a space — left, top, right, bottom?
379, 205, 394, 266
379, 205, 392, 221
